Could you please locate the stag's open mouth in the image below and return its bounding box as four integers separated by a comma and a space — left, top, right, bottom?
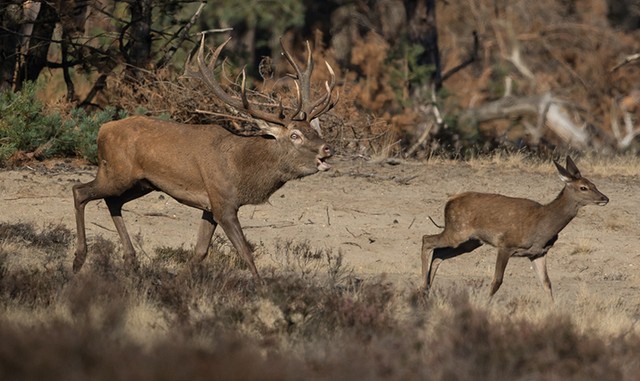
316, 157, 331, 171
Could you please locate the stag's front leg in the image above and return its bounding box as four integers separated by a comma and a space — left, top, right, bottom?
217, 207, 261, 281
191, 211, 217, 264
176, 211, 219, 284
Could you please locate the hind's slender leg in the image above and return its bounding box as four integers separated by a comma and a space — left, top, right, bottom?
421, 234, 439, 290
489, 247, 514, 298
421, 232, 483, 292
531, 255, 553, 302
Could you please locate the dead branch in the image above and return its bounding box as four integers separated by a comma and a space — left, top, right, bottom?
406, 83, 445, 157
428, 216, 444, 229
243, 222, 297, 229
156, 1, 207, 69
492, 20, 534, 79
610, 92, 640, 149
462, 93, 590, 148
540, 38, 588, 90
610, 53, 640, 73
438, 31, 479, 87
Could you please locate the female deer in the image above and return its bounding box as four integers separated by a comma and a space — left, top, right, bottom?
421, 156, 608, 299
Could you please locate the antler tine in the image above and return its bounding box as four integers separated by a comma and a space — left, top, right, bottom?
311, 80, 338, 119
192, 35, 240, 109
189, 34, 286, 127
280, 38, 314, 120
308, 61, 337, 120
280, 38, 337, 121
292, 81, 303, 119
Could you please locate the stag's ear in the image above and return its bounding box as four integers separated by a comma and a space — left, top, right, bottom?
254, 120, 287, 139
565, 156, 582, 179
554, 159, 577, 183
310, 118, 322, 137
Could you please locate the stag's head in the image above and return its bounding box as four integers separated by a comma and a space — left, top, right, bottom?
185, 35, 337, 175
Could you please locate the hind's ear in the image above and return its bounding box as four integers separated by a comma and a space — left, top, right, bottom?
554, 159, 577, 183
565, 156, 582, 179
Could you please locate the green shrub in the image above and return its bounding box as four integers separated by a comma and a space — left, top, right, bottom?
0, 82, 61, 160
56, 106, 125, 164
0, 81, 125, 165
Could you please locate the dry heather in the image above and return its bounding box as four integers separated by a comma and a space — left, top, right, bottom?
1, 222, 639, 381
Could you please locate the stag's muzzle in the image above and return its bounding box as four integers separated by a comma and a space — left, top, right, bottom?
317, 144, 332, 171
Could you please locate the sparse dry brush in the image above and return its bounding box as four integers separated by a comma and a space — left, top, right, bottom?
1, 223, 639, 380
2, 0, 639, 169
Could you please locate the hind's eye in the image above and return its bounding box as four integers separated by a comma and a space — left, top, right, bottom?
580, 185, 588, 191
290, 132, 300, 140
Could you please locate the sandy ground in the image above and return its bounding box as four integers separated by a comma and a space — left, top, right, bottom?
0, 157, 638, 315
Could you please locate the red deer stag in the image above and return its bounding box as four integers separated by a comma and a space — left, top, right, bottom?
72, 35, 336, 279
421, 156, 608, 300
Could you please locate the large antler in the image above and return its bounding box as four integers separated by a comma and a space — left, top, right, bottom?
184, 34, 287, 127
185, 34, 337, 129
279, 38, 338, 121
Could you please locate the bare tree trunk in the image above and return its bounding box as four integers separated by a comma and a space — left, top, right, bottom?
406, 0, 441, 89
14, 2, 57, 90
124, 0, 153, 78
0, 1, 23, 90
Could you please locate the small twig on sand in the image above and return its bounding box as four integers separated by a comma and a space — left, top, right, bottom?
428, 216, 444, 229
326, 206, 331, 226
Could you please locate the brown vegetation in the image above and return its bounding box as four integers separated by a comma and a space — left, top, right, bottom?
1, 222, 640, 380
2, 1, 640, 379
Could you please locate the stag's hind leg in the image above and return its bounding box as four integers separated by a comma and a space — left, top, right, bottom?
73, 175, 152, 272
73, 180, 104, 272
104, 183, 154, 271
73, 176, 132, 272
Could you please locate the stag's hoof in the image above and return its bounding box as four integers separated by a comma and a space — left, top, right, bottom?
123, 256, 140, 274
72, 253, 86, 273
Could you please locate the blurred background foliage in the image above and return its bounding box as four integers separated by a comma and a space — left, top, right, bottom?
1, 0, 639, 166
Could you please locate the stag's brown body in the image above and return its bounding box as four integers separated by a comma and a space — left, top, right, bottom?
421, 157, 609, 299
73, 36, 335, 279
94, 116, 326, 209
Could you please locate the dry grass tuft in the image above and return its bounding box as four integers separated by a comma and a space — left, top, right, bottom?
1, 223, 639, 380
428, 151, 640, 178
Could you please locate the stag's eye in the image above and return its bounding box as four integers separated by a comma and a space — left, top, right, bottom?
290, 132, 301, 140
579, 185, 588, 191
